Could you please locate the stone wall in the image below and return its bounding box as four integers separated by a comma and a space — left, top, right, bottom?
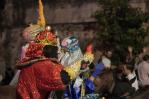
2, 0, 148, 27
0, 28, 23, 77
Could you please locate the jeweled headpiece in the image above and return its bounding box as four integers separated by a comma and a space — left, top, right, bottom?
35, 29, 57, 46
61, 36, 80, 52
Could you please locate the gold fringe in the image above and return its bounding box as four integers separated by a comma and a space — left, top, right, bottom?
81, 82, 85, 99
37, 0, 45, 27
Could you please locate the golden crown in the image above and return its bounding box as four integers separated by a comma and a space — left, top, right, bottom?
35, 29, 57, 46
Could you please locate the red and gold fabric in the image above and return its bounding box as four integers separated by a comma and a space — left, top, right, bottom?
16, 58, 65, 99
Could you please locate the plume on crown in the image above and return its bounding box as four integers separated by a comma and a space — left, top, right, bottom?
21, 0, 57, 59
37, 0, 45, 27
23, 0, 46, 42
83, 44, 94, 64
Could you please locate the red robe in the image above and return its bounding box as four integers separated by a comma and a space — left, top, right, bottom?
16, 58, 65, 99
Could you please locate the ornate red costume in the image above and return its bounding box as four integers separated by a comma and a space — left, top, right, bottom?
16, 58, 65, 99
16, 0, 66, 98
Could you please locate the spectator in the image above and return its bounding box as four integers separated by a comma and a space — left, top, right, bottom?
125, 46, 135, 65
137, 54, 149, 87
102, 49, 113, 68
123, 64, 139, 91
136, 46, 149, 66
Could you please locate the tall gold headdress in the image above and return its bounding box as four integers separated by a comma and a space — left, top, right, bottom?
23, 0, 46, 42
37, 0, 45, 27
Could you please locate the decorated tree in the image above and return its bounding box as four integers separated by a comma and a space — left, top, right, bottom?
94, 0, 149, 65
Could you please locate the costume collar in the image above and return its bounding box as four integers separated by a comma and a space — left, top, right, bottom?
16, 57, 48, 69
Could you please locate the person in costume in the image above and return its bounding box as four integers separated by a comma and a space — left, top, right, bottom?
60, 36, 83, 67
16, 26, 66, 99
76, 46, 105, 99
59, 36, 83, 99
9, 0, 46, 86
59, 37, 94, 99
13, 0, 66, 98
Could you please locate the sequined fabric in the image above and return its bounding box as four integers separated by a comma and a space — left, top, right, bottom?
16, 59, 65, 99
